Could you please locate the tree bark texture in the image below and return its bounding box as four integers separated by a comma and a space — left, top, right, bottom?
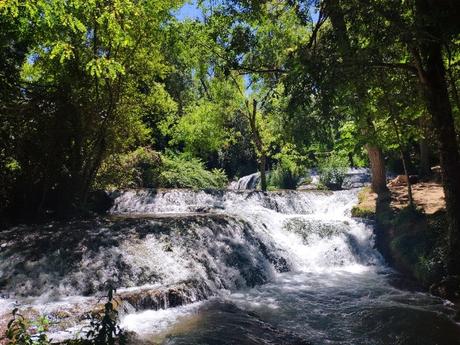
366, 145, 388, 194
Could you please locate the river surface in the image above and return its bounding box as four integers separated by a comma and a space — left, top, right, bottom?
113, 189, 460, 345
1, 188, 459, 344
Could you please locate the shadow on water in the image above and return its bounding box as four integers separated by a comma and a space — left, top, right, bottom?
3, 189, 460, 344
145, 301, 311, 345
125, 270, 460, 345
128, 295, 460, 345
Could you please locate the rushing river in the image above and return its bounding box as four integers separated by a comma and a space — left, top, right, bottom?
1, 188, 459, 344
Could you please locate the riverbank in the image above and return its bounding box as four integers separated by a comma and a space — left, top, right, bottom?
352, 182, 460, 303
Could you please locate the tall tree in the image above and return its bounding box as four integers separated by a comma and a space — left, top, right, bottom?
0, 0, 183, 219
410, 0, 460, 273
319, 0, 460, 273
322, 0, 388, 194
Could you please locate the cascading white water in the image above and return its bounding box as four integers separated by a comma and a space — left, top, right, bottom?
1, 188, 459, 344
228, 168, 371, 190
228, 172, 261, 190
113, 189, 460, 344
111, 188, 381, 275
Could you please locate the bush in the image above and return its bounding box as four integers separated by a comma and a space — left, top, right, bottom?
96, 149, 228, 190
5, 310, 49, 345
95, 147, 161, 190
268, 164, 303, 190
159, 153, 228, 189
5, 288, 126, 345
317, 153, 349, 190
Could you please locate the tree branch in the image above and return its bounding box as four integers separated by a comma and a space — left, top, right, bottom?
366, 61, 418, 74
307, 6, 326, 50
235, 66, 286, 75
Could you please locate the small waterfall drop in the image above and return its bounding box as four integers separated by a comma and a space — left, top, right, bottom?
228, 172, 261, 190
0, 189, 377, 305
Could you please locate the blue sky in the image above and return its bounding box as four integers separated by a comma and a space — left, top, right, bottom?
175, 1, 203, 21
175, 1, 319, 22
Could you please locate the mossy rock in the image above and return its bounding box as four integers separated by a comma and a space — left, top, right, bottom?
351, 205, 375, 219
351, 187, 376, 219
389, 218, 446, 287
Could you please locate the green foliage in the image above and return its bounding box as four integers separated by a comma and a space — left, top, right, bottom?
268, 164, 302, 190
95, 149, 230, 191
5, 309, 50, 345
159, 153, 228, 189
95, 147, 161, 190
0, 0, 183, 219
5, 288, 126, 345
84, 288, 126, 345
268, 145, 308, 190
160, 78, 241, 158
336, 122, 368, 168
317, 153, 349, 190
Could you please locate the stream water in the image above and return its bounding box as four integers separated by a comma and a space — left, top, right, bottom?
113, 189, 460, 345
1, 188, 459, 344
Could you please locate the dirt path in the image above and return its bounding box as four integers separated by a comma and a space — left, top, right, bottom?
356, 181, 445, 215
390, 182, 445, 214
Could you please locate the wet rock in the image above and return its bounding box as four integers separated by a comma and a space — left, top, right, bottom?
192, 206, 212, 213
0, 214, 289, 298
430, 276, 460, 300
118, 281, 212, 311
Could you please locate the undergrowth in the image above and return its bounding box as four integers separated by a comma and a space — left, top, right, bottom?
4, 287, 126, 345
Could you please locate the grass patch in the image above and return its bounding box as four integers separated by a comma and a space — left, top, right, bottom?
351, 187, 376, 219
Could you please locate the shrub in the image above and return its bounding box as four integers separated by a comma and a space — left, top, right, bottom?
95, 147, 161, 190
5, 310, 49, 345
159, 153, 228, 189
317, 153, 349, 190
82, 287, 126, 345
268, 164, 303, 190
96, 149, 228, 190
5, 288, 126, 345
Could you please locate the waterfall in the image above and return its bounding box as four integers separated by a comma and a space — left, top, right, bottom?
228, 172, 261, 190
229, 168, 371, 190
111, 188, 381, 273
0, 189, 376, 301
1, 188, 458, 344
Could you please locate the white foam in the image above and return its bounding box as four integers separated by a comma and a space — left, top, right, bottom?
120, 301, 203, 336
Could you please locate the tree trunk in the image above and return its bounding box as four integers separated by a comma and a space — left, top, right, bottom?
325, 0, 388, 194
348, 152, 354, 168
366, 145, 388, 194
414, 0, 460, 275
400, 150, 414, 208
419, 137, 431, 179
259, 154, 267, 192
248, 99, 267, 191
389, 115, 414, 207
420, 66, 460, 274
